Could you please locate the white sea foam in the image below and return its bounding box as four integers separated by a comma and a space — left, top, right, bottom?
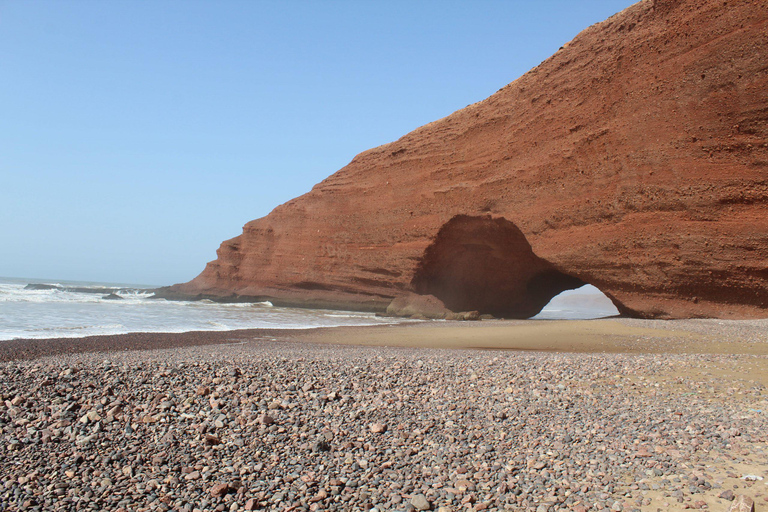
0, 277, 407, 341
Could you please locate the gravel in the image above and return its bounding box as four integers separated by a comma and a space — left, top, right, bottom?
1, 338, 767, 511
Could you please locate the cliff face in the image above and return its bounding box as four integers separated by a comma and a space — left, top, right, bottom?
167, 0, 768, 319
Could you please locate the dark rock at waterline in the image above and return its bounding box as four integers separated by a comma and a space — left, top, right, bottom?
102, 293, 123, 300
24, 283, 60, 291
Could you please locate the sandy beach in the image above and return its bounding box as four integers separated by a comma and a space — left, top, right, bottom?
1, 319, 767, 511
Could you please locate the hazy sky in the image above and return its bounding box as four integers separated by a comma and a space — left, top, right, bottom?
1, 0, 635, 286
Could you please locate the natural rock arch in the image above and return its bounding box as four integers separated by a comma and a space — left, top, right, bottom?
162, 0, 768, 320
411, 215, 608, 319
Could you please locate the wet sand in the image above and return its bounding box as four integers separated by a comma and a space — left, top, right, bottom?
298, 319, 768, 355
4, 317, 768, 363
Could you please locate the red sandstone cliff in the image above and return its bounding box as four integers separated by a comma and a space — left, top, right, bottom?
165, 0, 768, 319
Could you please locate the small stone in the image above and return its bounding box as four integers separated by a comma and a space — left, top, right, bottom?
369, 423, 387, 434
411, 494, 431, 511
210, 483, 230, 497
454, 479, 472, 492
204, 434, 221, 446
309, 489, 328, 503
257, 414, 275, 425
80, 410, 101, 424
196, 386, 211, 396
720, 490, 735, 501
728, 496, 754, 512
244, 498, 258, 510
313, 440, 331, 452
635, 446, 652, 457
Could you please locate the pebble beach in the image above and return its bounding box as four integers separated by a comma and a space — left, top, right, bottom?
1, 319, 767, 512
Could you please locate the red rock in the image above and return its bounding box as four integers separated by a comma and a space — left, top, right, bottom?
164, 0, 768, 320
244, 498, 258, 510
210, 482, 230, 497
309, 490, 328, 503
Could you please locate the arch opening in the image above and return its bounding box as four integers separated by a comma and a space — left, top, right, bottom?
411, 215, 615, 319
532, 284, 620, 320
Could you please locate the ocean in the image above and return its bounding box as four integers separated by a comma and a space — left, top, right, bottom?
0, 277, 618, 341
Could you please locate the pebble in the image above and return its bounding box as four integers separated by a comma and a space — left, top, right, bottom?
209, 483, 230, 498
369, 422, 387, 434
728, 495, 755, 512
0, 337, 766, 511
257, 413, 274, 425
411, 494, 431, 510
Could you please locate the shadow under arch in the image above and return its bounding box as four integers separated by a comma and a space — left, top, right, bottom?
411, 215, 614, 319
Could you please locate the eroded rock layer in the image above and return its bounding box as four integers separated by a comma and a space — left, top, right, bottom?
165, 0, 768, 319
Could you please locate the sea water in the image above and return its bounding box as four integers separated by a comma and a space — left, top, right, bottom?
0, 277, 406, 341
0, 277, 618, 341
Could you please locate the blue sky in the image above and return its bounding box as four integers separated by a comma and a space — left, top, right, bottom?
1, 0, 635, 286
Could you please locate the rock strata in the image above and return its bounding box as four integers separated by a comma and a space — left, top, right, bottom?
164, 0, 768, 319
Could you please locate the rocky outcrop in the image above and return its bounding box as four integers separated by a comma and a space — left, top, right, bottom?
163, 0, 768, 319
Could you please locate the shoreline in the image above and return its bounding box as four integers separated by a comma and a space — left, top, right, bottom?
0, 327, 294, 363
3, 317, 768, 363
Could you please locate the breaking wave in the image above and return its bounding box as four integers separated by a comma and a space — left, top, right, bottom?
0, 277, 404, 341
